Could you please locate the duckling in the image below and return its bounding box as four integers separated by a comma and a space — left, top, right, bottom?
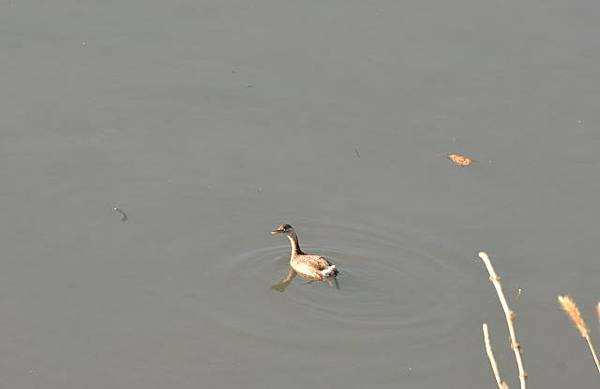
271, 224, 339, 290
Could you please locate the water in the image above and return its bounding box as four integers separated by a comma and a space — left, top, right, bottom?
2, 0, 600, 387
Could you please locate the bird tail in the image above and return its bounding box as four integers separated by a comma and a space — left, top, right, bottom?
323, 265, 340, 289
322, 265, 338, 277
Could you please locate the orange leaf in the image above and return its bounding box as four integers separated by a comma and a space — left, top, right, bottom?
448, 153, 473, 167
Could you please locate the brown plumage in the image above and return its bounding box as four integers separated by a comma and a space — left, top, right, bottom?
271, 224, 339, 290
291, 254, 336, 281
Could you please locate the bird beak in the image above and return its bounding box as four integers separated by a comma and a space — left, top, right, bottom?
271, 228, 283, 235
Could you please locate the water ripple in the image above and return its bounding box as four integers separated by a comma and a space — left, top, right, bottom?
201, 219, 470, 348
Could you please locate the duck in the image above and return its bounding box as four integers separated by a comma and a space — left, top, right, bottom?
271, 223, 339, 290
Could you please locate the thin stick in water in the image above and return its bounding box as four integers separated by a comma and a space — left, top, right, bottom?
113, 207, 128, 222
558, 295, 600, 373
478, 251, 527, 389
483, 323, 509, 389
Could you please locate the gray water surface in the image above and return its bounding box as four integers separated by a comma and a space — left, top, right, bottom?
2, 1, 600, 388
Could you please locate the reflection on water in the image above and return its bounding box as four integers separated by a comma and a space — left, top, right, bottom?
271, 267, 296, 292
271, 267, 340, 291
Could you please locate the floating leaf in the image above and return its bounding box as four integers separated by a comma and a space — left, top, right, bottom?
448, 153, 473, 167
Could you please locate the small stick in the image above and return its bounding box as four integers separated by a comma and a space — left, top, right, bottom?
483, 323, 509, 389
354, 147, 361, 158
558, 295, 600, 373
478, 251, 527, 389
113, 207, 128, 222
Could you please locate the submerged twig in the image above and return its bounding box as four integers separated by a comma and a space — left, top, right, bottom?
483, 323, 509, 389
558, 295, 600, 373
113, 207, 128, 222
478, 251, 527, 389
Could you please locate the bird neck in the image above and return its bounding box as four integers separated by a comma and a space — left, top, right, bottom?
287, 232, 303, 255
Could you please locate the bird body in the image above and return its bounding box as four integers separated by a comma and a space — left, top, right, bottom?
290, 254, 337, 281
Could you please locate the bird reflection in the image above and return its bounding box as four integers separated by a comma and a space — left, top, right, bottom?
271, 267, 297, 292
271, 267, 340, 292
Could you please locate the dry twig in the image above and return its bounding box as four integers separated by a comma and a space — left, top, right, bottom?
483, 323, 509, 389
113, 207, 128, 222
478, 251, 527, 389
558, 295, 600, 373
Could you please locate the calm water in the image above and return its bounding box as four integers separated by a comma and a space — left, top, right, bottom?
1, 1, 600, 387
